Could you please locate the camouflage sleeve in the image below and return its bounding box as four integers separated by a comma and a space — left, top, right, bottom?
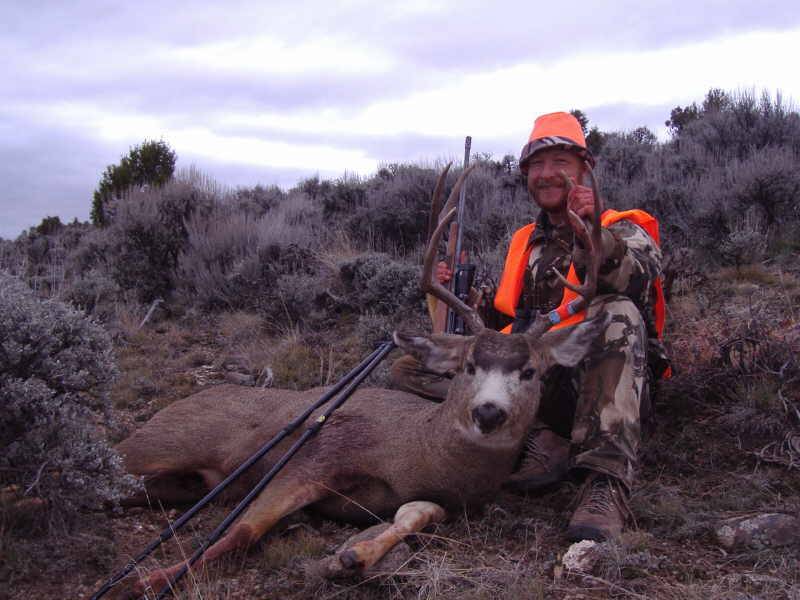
602, 219, 662, 292
606, 220, 671, 376
592, 219, 663, 333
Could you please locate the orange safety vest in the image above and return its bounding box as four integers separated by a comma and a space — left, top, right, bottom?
495, 209, 666, 340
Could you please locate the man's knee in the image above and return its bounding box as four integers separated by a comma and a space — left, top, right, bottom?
587, 295, 645, 331
585, 295, 647, 371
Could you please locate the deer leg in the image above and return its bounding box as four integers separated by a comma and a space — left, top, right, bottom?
331, 501, 446, 576
127, 478, 327, 598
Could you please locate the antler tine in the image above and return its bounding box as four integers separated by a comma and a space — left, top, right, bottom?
427, 163, 452, 240
439, 163, 479, 224
421, 167, 485, 335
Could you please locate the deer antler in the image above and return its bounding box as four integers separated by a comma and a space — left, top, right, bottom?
421, 164, 484, 335
524, 161, 603, 340
551, 162, 603, 302
426, 163, 451, 241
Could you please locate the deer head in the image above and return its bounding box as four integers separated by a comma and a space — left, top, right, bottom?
395, 163, 610, 444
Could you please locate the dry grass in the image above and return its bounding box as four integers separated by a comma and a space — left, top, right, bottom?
11, 259, 800, 600
259, 526, 329, 571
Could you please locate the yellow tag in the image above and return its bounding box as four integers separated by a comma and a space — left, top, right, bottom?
316, 415, 326, 423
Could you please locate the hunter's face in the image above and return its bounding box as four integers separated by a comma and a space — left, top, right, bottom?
526, 148, 585, 213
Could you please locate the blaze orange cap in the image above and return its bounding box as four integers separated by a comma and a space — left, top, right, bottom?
519, 112, 595, 174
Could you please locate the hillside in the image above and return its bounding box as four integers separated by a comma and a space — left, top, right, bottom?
4, 260, 798, 600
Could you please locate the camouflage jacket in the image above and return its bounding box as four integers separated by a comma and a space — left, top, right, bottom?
481, 211, 670, 375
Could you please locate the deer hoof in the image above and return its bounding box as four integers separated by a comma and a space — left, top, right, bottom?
339, 549, 364, 571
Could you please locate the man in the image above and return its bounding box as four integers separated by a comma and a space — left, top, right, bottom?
391, 111, 669, 542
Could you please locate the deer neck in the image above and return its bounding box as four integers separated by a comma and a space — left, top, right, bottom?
418, 391, 525, 477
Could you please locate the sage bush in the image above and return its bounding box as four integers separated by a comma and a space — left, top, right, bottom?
0, 272, 140, 524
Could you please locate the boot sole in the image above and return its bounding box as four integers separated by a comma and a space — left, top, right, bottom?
565, 524, 613, 543
504, 463, 568, 492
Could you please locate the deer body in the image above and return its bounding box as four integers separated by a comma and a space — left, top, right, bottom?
117, 376, 530, 524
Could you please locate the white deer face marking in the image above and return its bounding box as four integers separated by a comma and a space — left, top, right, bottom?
459, 359, 541, 445
472, 370, 515, 417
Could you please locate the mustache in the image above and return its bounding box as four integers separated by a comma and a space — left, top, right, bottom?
533, 176, 566, 189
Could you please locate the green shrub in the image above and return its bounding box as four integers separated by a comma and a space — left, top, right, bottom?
107, 175, 217, 302
63, 268, 121, 312
178, 204, 318, 311
346, 164, 439, 252
680, 89, 800, 159
0, 272, 140, 522
92, 139, 177, 226
319, 174, 367, 218
234, 184, 286, 217
339, 252, 424, 316
35, 216, 63, 236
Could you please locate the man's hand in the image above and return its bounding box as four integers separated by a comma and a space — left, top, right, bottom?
436, 261, 452, 284
566, 181, 597, 219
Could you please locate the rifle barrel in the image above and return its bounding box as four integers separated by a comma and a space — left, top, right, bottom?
452, 135, 472, 276
448, 135, 472, 334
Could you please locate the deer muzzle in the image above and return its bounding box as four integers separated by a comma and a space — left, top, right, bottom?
471, 402, 507, 434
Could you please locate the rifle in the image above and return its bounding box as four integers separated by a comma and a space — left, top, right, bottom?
430, 136, 475, 334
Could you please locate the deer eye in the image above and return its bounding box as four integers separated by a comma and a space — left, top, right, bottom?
520, 368, 536, 381
466, 362, 476, 375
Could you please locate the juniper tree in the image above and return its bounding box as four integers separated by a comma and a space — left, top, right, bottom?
91, 139, 177, 226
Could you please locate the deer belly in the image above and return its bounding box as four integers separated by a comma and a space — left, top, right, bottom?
310, 477, 402, 525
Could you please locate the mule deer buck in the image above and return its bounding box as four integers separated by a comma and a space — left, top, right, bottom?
111, 165, 608, 598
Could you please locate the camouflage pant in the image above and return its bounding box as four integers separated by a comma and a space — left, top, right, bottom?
390, 294, 650, 489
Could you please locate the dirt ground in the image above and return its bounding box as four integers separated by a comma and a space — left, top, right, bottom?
8, 264, 800, 600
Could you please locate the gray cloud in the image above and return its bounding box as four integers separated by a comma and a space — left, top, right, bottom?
0, 113, 120, 239
2, 0, 799, 239
582, 102, 678, 135
8, 0, 800, 116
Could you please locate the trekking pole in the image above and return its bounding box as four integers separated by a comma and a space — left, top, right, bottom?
90, 342, 393, 600
447, 136, 475, 335
152, 340, 396, 600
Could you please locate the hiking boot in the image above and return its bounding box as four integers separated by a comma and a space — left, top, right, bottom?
566, 473, 631, 542
505, 429, 570, 491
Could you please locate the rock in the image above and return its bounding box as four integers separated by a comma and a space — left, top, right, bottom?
224, 372, 255, 386
715, 513, 799, 550
221, 359, 246, 372
562, 540, 601, 573
257, 366, 275, 388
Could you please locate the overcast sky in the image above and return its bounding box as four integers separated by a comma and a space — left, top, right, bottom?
2, 0, 799, 239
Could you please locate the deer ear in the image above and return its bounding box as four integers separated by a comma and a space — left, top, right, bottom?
543, 313, 612, 368
393, 331, 472, 375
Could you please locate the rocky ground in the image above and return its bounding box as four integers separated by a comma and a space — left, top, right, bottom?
7, 263, 800, 600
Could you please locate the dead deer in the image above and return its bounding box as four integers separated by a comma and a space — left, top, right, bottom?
111, 165, 608, 598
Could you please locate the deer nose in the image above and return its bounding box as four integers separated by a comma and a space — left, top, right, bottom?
471, 402, 507, 434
